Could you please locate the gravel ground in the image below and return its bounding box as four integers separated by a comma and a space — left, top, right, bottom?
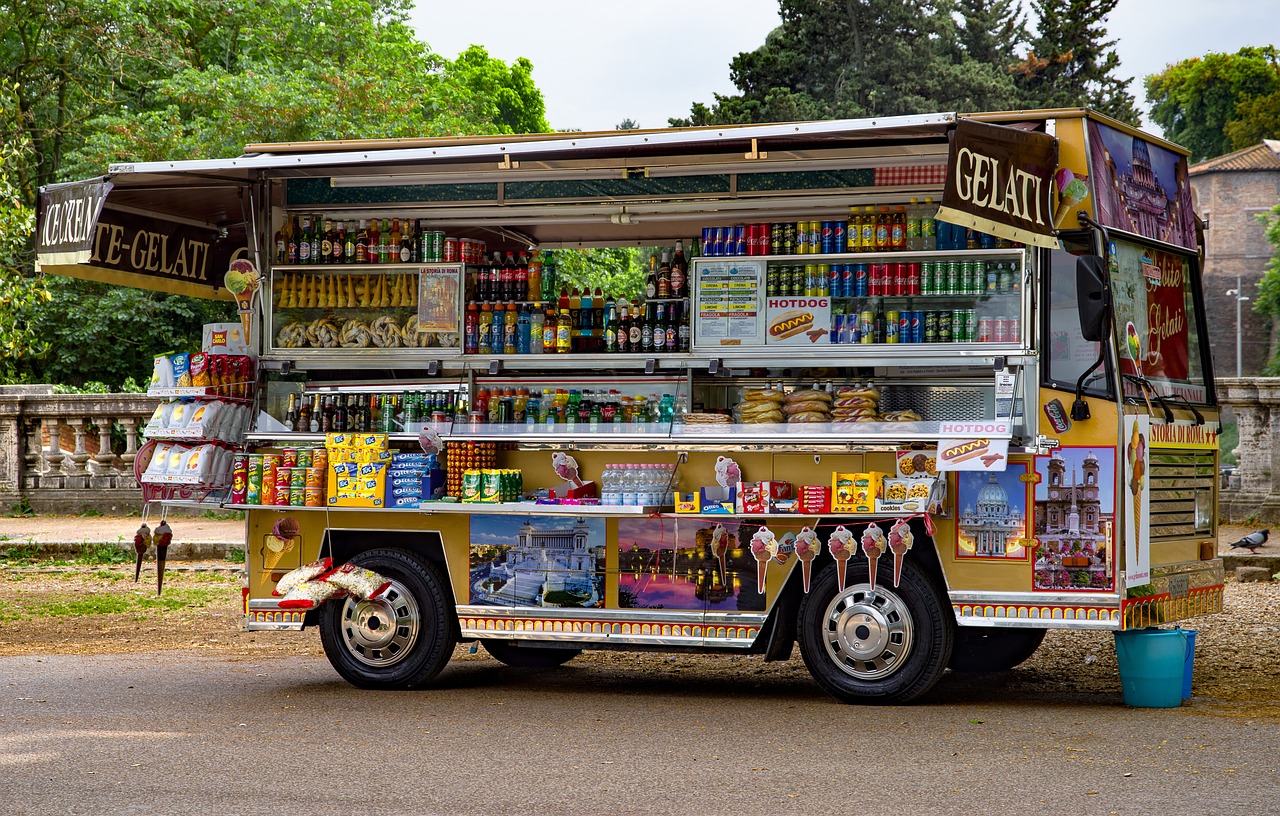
2, 523, 1277, 709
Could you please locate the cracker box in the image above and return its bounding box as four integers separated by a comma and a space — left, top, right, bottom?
736, 482, 765, 514
699, 485, 736, 514
832, 472, 884, 513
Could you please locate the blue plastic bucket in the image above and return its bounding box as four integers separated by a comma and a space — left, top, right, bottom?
1113, 628, 1190, 708
1180, 629, 1197, 699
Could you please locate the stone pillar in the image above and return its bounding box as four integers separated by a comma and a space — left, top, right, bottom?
119, 418, 141, 485
91, 417, 118, 475
42, 418, 65, 483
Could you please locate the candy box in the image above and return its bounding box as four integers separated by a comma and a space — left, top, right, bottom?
736, 482, 765, 514
699, 485, 736, 513
770, 497, 799, 514
832, 472, 884, 513
799, 486, 830, 514
673, 492, 701, 514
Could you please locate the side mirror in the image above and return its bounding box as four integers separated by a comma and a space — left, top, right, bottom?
1076, 255, 1111, 342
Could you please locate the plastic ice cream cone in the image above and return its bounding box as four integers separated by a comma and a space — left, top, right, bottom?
717, 552, 727, 585
867, 552, 880, 590
888, 520, 914, 588
756, 559, 768, 593
263, 541, 290, 571
801, 559, 813, 594
156, 545, 168, 595
834, 553, 850, 591
1053, 195, 1085, 229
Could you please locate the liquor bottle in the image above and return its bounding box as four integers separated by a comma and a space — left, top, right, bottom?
298, 217, 312, 264
628, 304, 644, 353
657, 251, 671, 298
296, 393, 313, 433
678, 298, 691, 352
342, 221, 354, 263
617, 304, 631, 353
274, 221, 287, 265
380, 394, 397, 433
319, 395, 333, 433
645, 255, 659, 299
283, 392, 298, 431
665, 301, 678, 352
515, 252, 529, 302
320, 219, 333, 264
605, 300, 619, 353
640, 303, 654, 353
287, 217, 299, 264
366, 219, 380, 264
400, 220, 414, 263
670, 240, 688, 299
355, 220, 369, 264
332, 395, 348, 432
387, 219, 401, 263
651, 303, 667, 352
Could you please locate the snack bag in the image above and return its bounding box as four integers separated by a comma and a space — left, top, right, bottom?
150, 354, 175, 390
324, 563, 392, 600
272, 557, 333, 596
189, 352, 210, 387
171, 352, 192, 388
144, 443, 174, 478
277, 579, 343, 610
168, 401, 192, 431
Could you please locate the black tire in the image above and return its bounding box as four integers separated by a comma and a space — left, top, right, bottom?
318, 549, 456, 690
947, 627, 1047, 673
797, 557, 953, 704
481, 640, 582, 668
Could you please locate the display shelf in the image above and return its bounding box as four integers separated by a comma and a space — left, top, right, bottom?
224, 501, 663, 516
148, 386, 255, 403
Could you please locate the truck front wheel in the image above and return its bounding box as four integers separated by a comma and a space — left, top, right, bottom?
797, 558, 953, 704
319, 549, 456, 689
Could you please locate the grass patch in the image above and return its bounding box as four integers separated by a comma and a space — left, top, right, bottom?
4, 497, 36, 518
226, 547, 245, 564
199, 509, 245, 521
74, 542, 132, 566
77, 508, 106, 517
0, 542, 41, 562
0, 584, 231, 620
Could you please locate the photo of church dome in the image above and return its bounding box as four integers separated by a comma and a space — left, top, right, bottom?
956, 466, 1029, 559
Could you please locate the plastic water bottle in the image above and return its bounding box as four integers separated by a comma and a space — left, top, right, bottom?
601, 463, 618, 505
621, 463, 639, 507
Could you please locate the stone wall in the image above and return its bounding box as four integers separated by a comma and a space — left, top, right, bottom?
1217, 377, 1280, 522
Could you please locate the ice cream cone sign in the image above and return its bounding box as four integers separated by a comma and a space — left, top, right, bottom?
793, 526, 821, 593
827, 524, 857, 592
888, 519, 915, 588
749, 527, 779, 594
224, 259, 261, 342
861, 523, 888, 590
1053, 168, 1090, 230
710, 523, 730, 584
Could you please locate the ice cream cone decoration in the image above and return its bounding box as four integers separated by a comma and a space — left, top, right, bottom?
860, 523, 888, 590
827, 524, 857, 592
1053, 168, 1090, 230
793, 526, 821, 593
888, 519, 914, 587
749, 527, 779, 594
153, 519, 173, 595
1127, 423, 1146, 537
709, 523, 730, 585
133, 522, 151, 583
224, 259, 261, 343
265, 517, 301, 571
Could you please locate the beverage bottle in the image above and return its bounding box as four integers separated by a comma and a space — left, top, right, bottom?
516, 304, 531, 353
665, 301, 678, 352
502, 252, 517, 301
527, 251, 542, 301
906, 197, 921, 251
651, 303, 667, 353
343, 221, 355, 263
331, 395, 348, 432
400, 220, 413, 263
332, 222, 346, 264
592, 288, 605, 347
605, 300, 619, 353
542, 308, 557, 353
476, 257, 491, 303
502, 303, 518, 354
366, 219, 379, 264
645, 255, 659, 300
478, 302, 493, 353
617, 304, 631, 353
380, 219, 391, 263
678, 299, 691, 352
286, 217, 299, 264
589, 396, 602, 432
556, 308, 572, 353
628, 305, 644, 353
274, 221, 287, 265
861, 206, 876, 252
670, 240, 688, 298
874, 299, 886, 343
579, 288, 594, 352
388, 219, 401, 263
875, 207, 891, 252
657, 251, 671, 298
464, 302, 478, 354
602, 390, 620, 424
566, 390, 582, 429
525, 394, 540, 429
515, 252, 529, 301
541, 250, 556, 300
891, 206, 906, 251
355, 219, 368, 264
283, 392, 298, 431
298, 217, 312, 264
640, 304, 654, 353
568, 288, 582, 352
529, 308, 545, 354
309, 215, 321, 263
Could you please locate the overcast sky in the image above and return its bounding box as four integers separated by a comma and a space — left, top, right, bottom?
409, 0, 1280, 133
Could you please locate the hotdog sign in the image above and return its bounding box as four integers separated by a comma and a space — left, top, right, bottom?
765, 297, 831, 345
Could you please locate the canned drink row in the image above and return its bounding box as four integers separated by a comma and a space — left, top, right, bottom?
460, 468, 523, 503
919, 260, 1021, 296
828, 308, 1020, 344
230, 452, 328, 506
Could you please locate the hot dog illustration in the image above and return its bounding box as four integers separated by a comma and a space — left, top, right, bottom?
768, 310, 816, 340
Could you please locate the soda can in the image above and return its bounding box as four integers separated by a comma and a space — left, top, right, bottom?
807, 221, 821, 254
909, 310, 924, 344
461, 469, 482, 502
802, 265, 817, 296
305, 466, 324, 488
827, 265, 841, 298
711, 226, 726, 257
891, 263, 907, 296
305, 486, 324, 507
289, 484, 305, 507
945, 261, 961, 296
977, 316, 993, 342
766, 265, 779, 297
794, 222, 808, 255
820, 221, 835, 254
907, 262, 922, 296
885, 311, 900, 343
787, 267, 802, 296
955, 309, 972, 342
881, 263, 894, 295
230, 454, 249, 504
431, 231, 445, 262
771, 223, 784, 255
732, 225, 746, 256
443, 237, 459, 262
924, 311, 939, 343
995, 317, 1011, 343
853, 264, 869, 297
846, 313, 862, 344
859, 311, 875, 343
868, 263, 883, 296
938, 310, 953, 343
702, 227, 714, 256
1010, 318, 1021, 344
898, 312, 912, 345
833, 221, 847, 254
841, 264, 855, 299
746, 223, 761, 256
760, 222, 772, 255
831, 313, 846, 344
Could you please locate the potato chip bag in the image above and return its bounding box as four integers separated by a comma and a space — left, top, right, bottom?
189, 353, 210, 387
171, 352, 192, 387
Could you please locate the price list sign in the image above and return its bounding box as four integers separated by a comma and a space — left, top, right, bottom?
693, 260, 765, 348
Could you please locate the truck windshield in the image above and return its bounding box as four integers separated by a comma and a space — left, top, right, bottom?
1108, 237, 1211, 405
1044, 234, 1109, 396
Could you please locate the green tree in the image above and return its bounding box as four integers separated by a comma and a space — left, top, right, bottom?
445, 46, 549, 135
1145, 47, 1280, 162
552, 248, 647, 303
0, 135, 49, 381
1251, 205, 1280, 374
1012, 0, 1139, 124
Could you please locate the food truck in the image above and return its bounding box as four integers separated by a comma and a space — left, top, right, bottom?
36, 109, 1222, 703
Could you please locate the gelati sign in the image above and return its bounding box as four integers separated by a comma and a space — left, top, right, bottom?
936, 119, 1059, 249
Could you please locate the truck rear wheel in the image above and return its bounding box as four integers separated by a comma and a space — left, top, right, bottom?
947, 627, 1047, 673
797, 558, 953, 704
481, 640, 582, 668
319, 549, 456, 689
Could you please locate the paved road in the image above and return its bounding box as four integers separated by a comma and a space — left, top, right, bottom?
2, 652, 1277, 816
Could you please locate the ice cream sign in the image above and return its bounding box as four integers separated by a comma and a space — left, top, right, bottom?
936, 119, 1060, 249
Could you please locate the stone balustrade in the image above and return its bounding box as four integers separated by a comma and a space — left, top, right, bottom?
0, 386, 156, 514
1217, 377, 1280, 522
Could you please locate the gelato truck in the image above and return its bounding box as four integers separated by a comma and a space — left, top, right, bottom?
37, 109, 1221, 703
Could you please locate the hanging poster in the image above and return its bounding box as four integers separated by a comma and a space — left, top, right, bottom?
692, 259, 765, 347
468, 515, 606, 608
1087, 119, 1197, 251
1032, 447, 1116, 592
1123, 414, 1151, 588
956, 464, 1032, 560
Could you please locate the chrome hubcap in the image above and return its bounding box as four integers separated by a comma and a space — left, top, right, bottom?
821, 583, 914, 680
339, 580, 420, 668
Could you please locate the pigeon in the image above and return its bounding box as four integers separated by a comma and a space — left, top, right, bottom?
1229, 529, 1269, 553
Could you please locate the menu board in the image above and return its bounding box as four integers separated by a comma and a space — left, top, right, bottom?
692, 259, 765, 348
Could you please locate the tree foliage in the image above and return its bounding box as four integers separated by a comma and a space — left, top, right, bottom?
1146, 47, 1280, 162
672, 0, 1133, 126
1251, 205, 1280, 375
